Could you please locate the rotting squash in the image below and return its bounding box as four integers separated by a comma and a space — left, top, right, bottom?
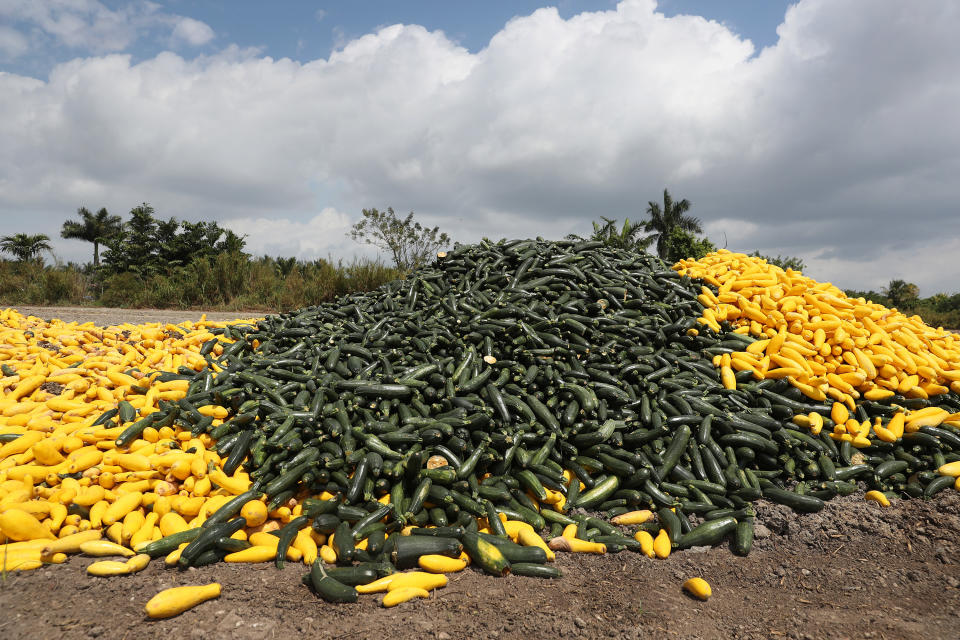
1, 238, 959, 603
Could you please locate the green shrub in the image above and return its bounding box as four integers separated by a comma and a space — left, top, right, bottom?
99, 272, 144, 307
212, 252, 251, 302
0, 261, 31, 304
38, 267, 87, 304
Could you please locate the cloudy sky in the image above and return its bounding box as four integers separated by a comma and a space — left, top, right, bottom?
1, 1, 958, 295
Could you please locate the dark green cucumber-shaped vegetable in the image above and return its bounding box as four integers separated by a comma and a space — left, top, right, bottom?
477, 533, 549, 564
657, 424, 691, 478
733, 518, 754, 556
573, 475, 619, 509
322, 565, 381, 586
924, 474, 954, 498
222, 429, 253, 477
392, 535, 463, 569
308, 561, 359, 603
675, 516, 738, 549
115, 413, 157, 448
275, 515, 310, 569
510, 563, 562, 578
332, 520, 354, 565
215, 536, 252, 553
657, 507, 684, 543
462, 532, 511, 576
117, 400, 136, 423
179, 518, 246, 567
762, 486, 825, 513
138, 528, 201, 558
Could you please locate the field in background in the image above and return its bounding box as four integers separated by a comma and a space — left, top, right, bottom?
0, 255, 401, 313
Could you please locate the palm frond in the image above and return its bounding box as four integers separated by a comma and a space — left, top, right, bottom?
679, 215, 703, 234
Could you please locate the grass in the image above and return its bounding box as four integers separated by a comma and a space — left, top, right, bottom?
0, 255, 403, 314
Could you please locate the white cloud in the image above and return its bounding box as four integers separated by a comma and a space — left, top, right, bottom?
221, 208, 360, 259
170, 17, 214, 47
1, 0, 959, 295
703, 219, 760, 252
0, 24, 29, 58
0, 0, 214, 57
805, 236, 960, 299
314, 9, 326, 23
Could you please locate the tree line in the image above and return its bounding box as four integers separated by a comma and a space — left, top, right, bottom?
0, 189, 714, 273
0, 204, 400, 310
1, 192, 956, 328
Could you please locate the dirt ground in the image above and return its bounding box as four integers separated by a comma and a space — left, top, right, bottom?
2, 308, 959, 640
2, 493, 958, 640
9, 306, 260, 326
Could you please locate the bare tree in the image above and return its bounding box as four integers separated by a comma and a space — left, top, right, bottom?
349, 207, 450, 270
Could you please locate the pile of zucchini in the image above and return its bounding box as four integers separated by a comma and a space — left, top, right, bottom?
124, 238, 960, 595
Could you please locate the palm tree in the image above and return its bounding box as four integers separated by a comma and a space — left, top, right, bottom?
643, 189, 702, 260
884, 279, 920, 310
579, 216, 655, 251
0, 233, 53, 263
60, 206, 123, 266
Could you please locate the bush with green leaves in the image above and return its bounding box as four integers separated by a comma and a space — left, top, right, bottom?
884, 279, 921, 310
663, 228, 716, 262
101, 203, 247, 276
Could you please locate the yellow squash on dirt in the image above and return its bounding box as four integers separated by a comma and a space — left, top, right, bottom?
145, 583, 221, 618
355, 571, 447, 594
683, 577, 712, 601
864, 490, 891, 507
87, 553, 150, 576
382, 586, 430, 607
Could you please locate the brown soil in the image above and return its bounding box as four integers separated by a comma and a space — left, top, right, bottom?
2, 308, 959, 639
1, 493, 958, 640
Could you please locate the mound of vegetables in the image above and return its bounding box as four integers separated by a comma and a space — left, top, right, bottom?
2, 238, 960, 610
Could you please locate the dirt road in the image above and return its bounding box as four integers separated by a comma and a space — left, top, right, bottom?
10, 306, 260, 326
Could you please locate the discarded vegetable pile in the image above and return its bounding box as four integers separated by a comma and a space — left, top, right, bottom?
2, 239, 959, 613
675, 250, 960, 404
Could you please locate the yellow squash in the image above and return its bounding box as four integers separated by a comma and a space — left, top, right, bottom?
417, 554, 467, 573
145, 583, 221, 618
382, 586, 430, 607
0, 508, 55, 541
611, 510, 653, 526
683, 577, 712, 600
355, 571, 447, 594
864, 490, 891, 507
653, 529, 671, 559
80, 539, 135, 557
